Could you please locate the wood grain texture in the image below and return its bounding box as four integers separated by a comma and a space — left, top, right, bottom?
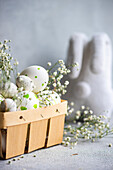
46, 114, 65, 147
27, 119, 48, 152
6, 124, 28, 159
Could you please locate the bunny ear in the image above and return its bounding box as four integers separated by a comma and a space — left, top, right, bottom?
67, 33, 87, 79
90, 33, 111, 74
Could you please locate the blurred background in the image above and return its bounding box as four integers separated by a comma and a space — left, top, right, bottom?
0, 0, 113, 73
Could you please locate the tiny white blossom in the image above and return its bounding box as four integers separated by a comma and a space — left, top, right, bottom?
65, 142, 69, 146
70, 102, 74, 106
84, 110, 88, 114
0, 43, 3, 48
53, 71, 57, 76
81, 105, 85, 110
61, 141, 65, 145
58, 60, 64, 64
89, 110, 93, 114
47, 62, 52, 66
64, 80, 69, 86
108, 143, 112, 147
53, 83, 56, 87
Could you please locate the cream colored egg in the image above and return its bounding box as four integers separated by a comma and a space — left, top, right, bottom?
1, 98, 16, 112
16, 75, 35, 91
0, 82, 17, 98
20, 65, 49, 93
16, 91, 39, 111
37, 90, 61, 107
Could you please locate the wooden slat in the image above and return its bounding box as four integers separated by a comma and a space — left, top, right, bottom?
27, 119, 48, 152
46, 114, 65, 147
6, 124, 28, 159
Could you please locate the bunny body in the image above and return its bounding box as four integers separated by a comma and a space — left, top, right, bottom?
65, 33, 113, 121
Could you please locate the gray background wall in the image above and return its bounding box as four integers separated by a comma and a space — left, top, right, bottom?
0, 0, 113, 73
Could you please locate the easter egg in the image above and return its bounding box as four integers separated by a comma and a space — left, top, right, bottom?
20, 66, 49, 93
0, 82, 17, 98
16, 75, 35, 92
1, 98, 16, 112
16, 91, 39, 111
37, 90, 61, 107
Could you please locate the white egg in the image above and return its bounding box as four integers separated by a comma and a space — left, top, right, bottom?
16, 75, 35, 92
16, 91, 39, 111
20, 65, 49, 93
1, 98, 16, 112
0, 82, 17, 98
37, 90, 61, 107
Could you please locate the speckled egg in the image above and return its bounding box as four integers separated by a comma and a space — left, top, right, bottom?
16, 75, 35, 92
1, 98, 16, 112
37, 90, 61, 107
0, 82, 17, 98
20, 65, 49, 93
16, 91, 39, 111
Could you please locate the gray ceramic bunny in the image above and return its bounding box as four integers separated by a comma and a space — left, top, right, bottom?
65, 32, 113, 121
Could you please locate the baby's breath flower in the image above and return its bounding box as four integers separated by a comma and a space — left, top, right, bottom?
0, 43, 3, 48
70, 102, 74, 106
4, 39, 8, 43
47, 62, 52, 66
53, 71, 57, 76
53, 83, 57, 87
63, 104, 113, 148
63, 131, 67, 135
108, 143, 112, 147
61, 141, 65, 145
64, 80, 69, 86
75, 115, 80, 120
67, 137, 71, 141
84, 110, 88, 114
65, 142, 69, 146
81, 105, 85, 110
58, 60, 64, 63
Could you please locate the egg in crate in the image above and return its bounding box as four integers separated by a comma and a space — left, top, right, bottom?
37, 90, 61, 107
16, 75, 35, 92
0, 82, 17, 98
16, 91, 39, 111
1, 98, 17, 112
20, 65, 49, 93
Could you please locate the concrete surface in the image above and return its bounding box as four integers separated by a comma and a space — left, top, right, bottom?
0, 134, 113, 170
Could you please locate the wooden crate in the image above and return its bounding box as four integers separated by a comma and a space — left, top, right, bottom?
0, 100, 67, 159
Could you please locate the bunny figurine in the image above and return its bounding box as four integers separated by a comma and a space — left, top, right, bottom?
65, 32, 113, 121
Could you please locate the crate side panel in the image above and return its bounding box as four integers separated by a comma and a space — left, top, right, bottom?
46, 114, 65, 147
28, 119, 48, 152
6, 124, 28, 159
0, 100, 67, 129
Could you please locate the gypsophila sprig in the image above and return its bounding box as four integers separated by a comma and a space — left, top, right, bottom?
63, 105, 113, 148
46, 60, 78, 96
0, 40, 19, 83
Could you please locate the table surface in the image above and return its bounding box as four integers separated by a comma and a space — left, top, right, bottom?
0, 133, 113, 170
